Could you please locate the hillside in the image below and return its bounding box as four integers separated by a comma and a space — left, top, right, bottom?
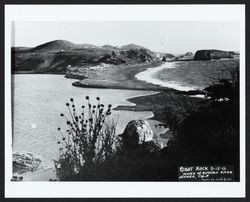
32, 40, 104, 52
12, 40, 161, 74
119, 43, 149, 50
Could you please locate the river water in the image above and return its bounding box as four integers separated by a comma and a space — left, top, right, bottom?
12, 74, 163, 181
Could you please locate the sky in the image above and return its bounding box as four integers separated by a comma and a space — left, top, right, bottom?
12, 21, 240, 54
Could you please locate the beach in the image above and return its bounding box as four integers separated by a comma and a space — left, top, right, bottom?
71, 62, 169, 91
135, 62, 199, 91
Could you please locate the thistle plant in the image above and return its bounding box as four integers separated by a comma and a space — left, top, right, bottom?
54, 96, 117, 180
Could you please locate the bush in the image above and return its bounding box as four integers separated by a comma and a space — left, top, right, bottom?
54, 96, 118, 180
54, 97, 180, 181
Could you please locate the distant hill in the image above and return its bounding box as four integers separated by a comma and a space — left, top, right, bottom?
184, 52, 193, 57
194, 49, 237, 60
102, 45, 116, 49
14, 47, 33, 51
33, 40, 78, 52
32, 40, 105, 52
119, 44, 149, 51
12, 40, 160, 73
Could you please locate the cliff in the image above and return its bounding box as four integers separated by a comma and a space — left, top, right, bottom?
193, 49, 236, 60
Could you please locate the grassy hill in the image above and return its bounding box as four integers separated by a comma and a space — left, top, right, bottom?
32, 40, 103, 52
12, 40, 162, 74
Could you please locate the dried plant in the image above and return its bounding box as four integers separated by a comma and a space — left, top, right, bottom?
54, 96, 118, 180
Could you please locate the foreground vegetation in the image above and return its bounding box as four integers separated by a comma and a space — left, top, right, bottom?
55, 61, 239, 181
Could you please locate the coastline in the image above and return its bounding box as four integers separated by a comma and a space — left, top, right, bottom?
114, 90, 202, 123
111, 61, 203, 122
13, 62, 170, 91
14, 61, 200, 122
135, 61, 199, 91
67, 61, 194, 123
13, 61, 203, 123
70, 62, 171, 91
12, 61, 203, 181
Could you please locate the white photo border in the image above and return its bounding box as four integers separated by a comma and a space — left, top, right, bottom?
4, 4, 246, 198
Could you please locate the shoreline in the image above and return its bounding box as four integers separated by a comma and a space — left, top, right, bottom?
135, 61, 200, 91
114, 90, 202, 123
13, 62, 170, 91
70, 62, 172, 91
72, 81, 168, 91
12, 62, 203, 181
13, 61, 203, 124
14, 62, 201, 122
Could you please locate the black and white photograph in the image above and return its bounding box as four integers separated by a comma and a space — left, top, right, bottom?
4, 4, 246, 198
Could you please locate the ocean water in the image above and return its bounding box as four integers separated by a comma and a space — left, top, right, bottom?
12, 74, 159, 179
135, 62, 200, 91
135, 60, 238, 92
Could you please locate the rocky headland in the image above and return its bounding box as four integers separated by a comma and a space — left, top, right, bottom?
193, 49, 238, 60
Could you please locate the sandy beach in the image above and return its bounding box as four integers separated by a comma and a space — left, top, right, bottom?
71, 62, 170, 91
135, 62, 199, 91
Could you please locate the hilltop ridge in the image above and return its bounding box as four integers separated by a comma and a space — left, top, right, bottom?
12, 40, 168, 74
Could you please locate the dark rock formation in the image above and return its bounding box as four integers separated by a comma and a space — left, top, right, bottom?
194, 49, 235, 60
13, 152, 42, 174
11, 176, 24, 181
121, 120, 153, 144
119, 120, 163, 154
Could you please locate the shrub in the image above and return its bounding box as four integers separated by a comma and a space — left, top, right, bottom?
54, 97, 118, 180
163, 62, 240, 180
203, 60, 239, 101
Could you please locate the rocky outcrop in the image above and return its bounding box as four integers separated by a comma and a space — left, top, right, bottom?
173, 52, 194, 61
13, 152, 42, 174
121, 120, 153, 144
119, 120, 163, 154
193, 49, 235, 60
11, 176, 24, 181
